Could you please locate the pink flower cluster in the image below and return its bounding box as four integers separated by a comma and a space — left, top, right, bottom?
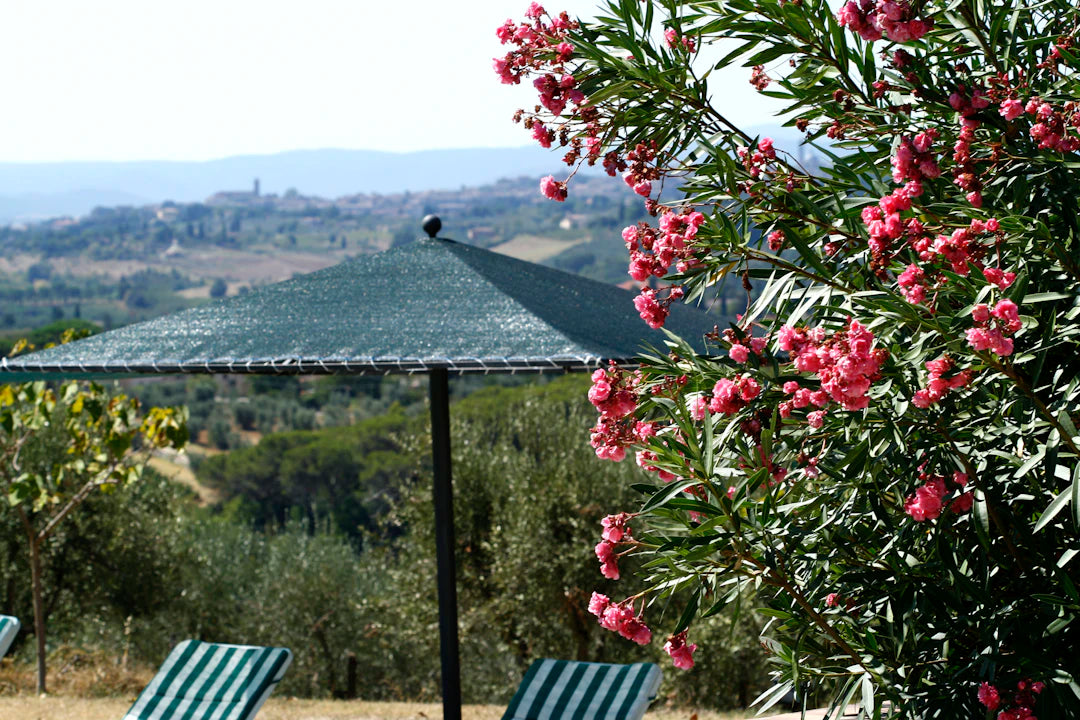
1000, 98, 1025, 121
779, 380, 828, 420
966, 299, 1021, 357
1026, 97, 1080, 153
749, 65, 770, 91
633, 288, 666, 329
895, 219, 1007, 307
540, 175, 568, 202
494, 5, 575, 87
601, 512, 630, 542
896, 264, 926, 304
891, 131, 941, 183
904, 470, 971, 521
531, 121, 554, 148
663, 631, 697, 670
767, 229, 785, 252
588, 365, 644, 461
912, 355, 973, 408
588, 365, 638, 418
588, 593, 652, 645
636, 448, 679, 482
533, 72, 584, 117
595, 513, 634, 579
663, 28, 696, 53
594, 537, 620, 579
836, 0, 931, 43
952, 116, 984, 207
979, 678, 1045, 719
498, 4, 628, 189
940, 88, 1079, 214
621, 142, 660, 198
861, 181, 923, 263
778, 319, 886, 412
737, 137, 776, 179
948, 86, 991, 117
709, 375, 762, 415
625, 210, 705, 282
913, 217, 1000, 275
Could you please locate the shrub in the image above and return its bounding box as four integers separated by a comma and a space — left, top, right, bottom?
497, 1, 1080, 716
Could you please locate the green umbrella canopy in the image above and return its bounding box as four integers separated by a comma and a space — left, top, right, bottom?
0, 236, 718, 378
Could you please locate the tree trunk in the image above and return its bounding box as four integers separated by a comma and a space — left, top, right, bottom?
17, 506, 48, 695
29, 535, 47, 694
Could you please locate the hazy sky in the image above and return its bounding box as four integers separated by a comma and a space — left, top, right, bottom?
0, 1, 782, 163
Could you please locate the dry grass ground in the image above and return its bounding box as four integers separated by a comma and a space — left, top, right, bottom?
0, 659, 764, 720
0, 697, 767, 720
0, 655, 807, 720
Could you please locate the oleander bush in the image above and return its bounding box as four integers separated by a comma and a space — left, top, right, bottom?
496, 1, 1080, 716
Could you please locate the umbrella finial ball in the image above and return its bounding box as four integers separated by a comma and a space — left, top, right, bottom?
422, 215, 442, 239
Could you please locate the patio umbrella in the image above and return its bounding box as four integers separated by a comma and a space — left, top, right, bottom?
0, 216, 718, 720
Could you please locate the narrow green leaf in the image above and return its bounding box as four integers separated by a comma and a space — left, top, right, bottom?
1034, 482, 1075, 532
673, 588, 700, 634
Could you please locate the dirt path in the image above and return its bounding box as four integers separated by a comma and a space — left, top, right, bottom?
146, 449, 221, 506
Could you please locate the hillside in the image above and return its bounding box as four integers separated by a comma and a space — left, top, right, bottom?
0, 126, 821, 224
0, 147, 579, 225
2, 173, 750, 337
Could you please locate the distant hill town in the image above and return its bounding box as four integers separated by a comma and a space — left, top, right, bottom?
0, 172, 749, 343
0, 128, 825, 340
0, 127, 818, 224
0, 147, 580, 225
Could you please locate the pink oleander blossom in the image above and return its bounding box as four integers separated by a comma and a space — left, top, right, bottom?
779, 319, 885, 412
1000, 98, 1025, 121
587, 379, 611, 405
983, 267, 1016, 290
979, 683, 1001, 712
591, 601, 652, 645
531, 121, 552, 148
967, 299, 1021, 356
540, 175, 567, 201
729, 343, 750, 363
633, 288, 668, 329
690, 395, 709, 421
663, 631, 697, 670
709, 375, 760, 415
992, 299, 1022, 332
897, 264, 927, 304
588, 592, 610, 617
904, 478, 946, 521
601, 513, 630, 542
950, 492, 974, 513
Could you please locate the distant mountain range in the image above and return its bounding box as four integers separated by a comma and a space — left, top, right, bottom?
0, 125, 814, 224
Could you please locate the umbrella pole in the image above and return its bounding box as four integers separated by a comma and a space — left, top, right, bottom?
429, 368, 462, 720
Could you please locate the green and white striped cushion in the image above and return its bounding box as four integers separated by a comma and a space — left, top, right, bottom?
123, 640, 292, 720
502, 659, 662, 720
0, 615, 19, 659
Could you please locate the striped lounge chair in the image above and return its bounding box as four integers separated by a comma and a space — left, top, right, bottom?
122, 640, 292, 720
502, 659, 662, 720
0, 615, 19, 659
